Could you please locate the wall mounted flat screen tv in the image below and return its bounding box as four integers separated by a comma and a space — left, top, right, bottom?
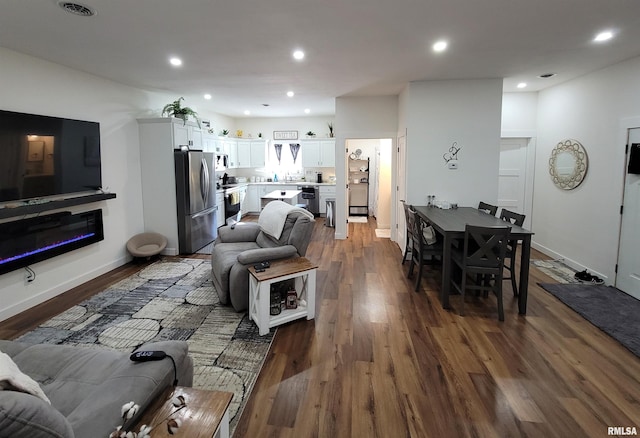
0, 109, 102, 203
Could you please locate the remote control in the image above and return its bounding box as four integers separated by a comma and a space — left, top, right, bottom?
255, 268, 265, 273
130, 350, 167, 362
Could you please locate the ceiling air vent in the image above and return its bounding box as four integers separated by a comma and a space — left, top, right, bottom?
57, 1, 96, 17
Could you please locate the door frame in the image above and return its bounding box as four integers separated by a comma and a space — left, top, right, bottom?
499, 134, 536, 230
615, 118, 640, 291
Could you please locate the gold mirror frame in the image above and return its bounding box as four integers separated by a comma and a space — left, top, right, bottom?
549, 139, 588, 190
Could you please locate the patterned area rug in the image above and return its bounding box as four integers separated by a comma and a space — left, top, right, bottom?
532, 259, 580, 284
15, 257, 273, 436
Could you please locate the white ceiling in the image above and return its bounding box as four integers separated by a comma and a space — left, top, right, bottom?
2, 0, 640, 118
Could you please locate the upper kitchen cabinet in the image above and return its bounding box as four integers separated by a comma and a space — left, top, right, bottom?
301, 139, 335, 167
237, 140, 251, 168
138, 117, 203, 152
202, 131, 219, 153
250, 139, 267, 167
172, 119, 203, 149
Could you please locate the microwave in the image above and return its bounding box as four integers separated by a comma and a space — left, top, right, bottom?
215, 154, 229, 171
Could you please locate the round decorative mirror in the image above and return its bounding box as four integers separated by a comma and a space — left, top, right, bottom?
549, 139, 588, 190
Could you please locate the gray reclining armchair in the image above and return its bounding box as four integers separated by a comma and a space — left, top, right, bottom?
211, 201, 315, 311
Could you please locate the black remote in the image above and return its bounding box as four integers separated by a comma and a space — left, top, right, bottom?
130, 350, 167, 362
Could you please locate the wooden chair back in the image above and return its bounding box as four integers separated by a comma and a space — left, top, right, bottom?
477, 201, 498, 216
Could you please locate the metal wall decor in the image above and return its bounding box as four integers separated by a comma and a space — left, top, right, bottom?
549, 139, 588, 190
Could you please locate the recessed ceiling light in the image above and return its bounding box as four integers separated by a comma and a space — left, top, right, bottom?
304, 109, 310, 114
169, 57, 182, 67
287, 91, 295, 97
538, 73, 557, 79
204, 94, 212, 100
57, 1, 96, 17
293, 50, 305, 60
594, 31, 614, 42
517, 82, 527, 89
243, 110, 251, 115
432, 40, 448, 52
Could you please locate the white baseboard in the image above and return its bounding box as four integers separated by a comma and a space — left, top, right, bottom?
532, 241, 608, 281
0, 256, 129, 323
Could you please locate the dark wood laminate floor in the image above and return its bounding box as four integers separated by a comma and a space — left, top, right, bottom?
1, 217, 638, 437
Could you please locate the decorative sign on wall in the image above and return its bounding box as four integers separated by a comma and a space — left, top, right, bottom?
273, 130, 298, 140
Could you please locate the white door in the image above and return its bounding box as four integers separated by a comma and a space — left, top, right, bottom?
616, 127, 640, 299
498, 138, 530, 227
396, 135, 407, 249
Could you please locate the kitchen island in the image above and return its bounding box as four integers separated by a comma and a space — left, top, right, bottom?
260, 189, 302, 210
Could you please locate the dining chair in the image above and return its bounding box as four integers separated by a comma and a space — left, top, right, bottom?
407, 207, 443, 291
450, 225, 511, 321
477, 201, 498, 216
400, 200, 414, 265
499, 208, 526, 296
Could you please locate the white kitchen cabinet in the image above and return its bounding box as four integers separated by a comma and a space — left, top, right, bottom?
236, 140, 251, 168
172, 120, 203, 149
224, 138, 239, 168
250, 139, 267, 168
301, 139, 335, 167
202, 132, 219, 153
319, 185, 336, 215
245, 185, 259, 213
216, 191, 225, 228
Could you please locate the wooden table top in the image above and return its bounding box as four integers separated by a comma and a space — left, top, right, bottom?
132, 386, 233, 437
248, 257, 317, 281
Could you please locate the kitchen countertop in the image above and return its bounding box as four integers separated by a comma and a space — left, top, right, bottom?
218, 181, 336, 190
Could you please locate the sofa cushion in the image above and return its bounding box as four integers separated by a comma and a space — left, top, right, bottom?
0, 391, 74, 438
0, 340, 193, 438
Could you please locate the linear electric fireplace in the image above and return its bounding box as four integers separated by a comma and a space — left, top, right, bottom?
0, 209, 104, 275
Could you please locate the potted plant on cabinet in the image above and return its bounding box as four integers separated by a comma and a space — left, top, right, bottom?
221, 129, 229, 137
306, 130, 316, 138
162, 97, 200, 127
327, 122, 334, 138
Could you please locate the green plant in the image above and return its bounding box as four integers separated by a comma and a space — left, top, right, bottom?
221, 129, 229, 136
162, 97, 200, 127
306, 130, 316, 137
327, 122, 334, 137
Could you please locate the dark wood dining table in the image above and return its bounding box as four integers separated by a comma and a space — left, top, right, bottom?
413, 206, 534, 315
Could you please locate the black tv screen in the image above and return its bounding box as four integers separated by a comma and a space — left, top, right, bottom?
0, 109, 102, 203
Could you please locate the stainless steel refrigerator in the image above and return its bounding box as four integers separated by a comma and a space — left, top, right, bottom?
174, 150, 217, 254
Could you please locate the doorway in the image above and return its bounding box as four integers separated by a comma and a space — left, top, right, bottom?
498, 138, 535, 229
345, 138, 393, 227
616, 127, 640, 299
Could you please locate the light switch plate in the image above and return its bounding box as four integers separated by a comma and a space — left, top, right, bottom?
448, 160, 459, 169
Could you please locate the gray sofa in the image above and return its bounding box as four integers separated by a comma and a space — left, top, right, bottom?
0, 340, 193, 438
211, 206, 314, 311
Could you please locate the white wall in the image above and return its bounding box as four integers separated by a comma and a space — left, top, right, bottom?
335, 96, 399, 239
403, 79, 504, 208
533, 56, 640, 282
502, 92, 538, 136
0, 48, 231, 321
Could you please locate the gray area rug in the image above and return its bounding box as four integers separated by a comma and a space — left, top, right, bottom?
16, 257, 273, 436
539, 283, 640, 358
